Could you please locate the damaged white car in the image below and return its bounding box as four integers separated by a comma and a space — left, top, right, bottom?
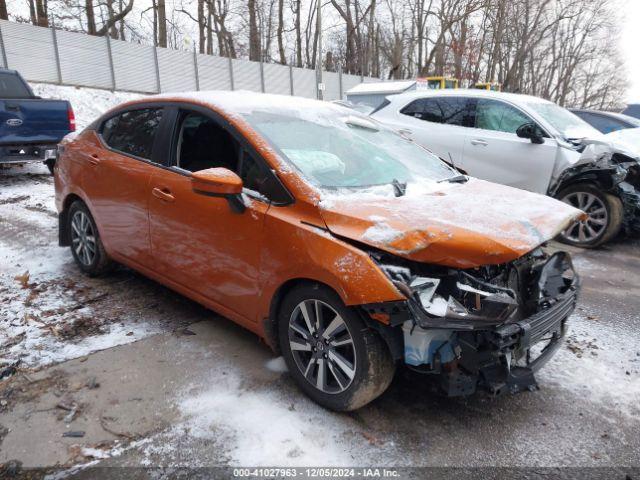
371, 90, 640, 247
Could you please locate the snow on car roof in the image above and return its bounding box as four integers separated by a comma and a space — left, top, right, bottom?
388, 88, 553, 105
142, 90, 351, 117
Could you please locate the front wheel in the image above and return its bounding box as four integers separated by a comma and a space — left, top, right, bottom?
278, 284, 395, 411
556, 183, 623, 248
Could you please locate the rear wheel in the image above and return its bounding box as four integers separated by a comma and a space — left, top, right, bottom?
556, 183, 623, 248
278, 284, 395, 411
67, 201, 113, 276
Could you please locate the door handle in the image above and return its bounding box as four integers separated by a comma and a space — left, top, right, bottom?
88, 153, 100, 165
470, 139, 488, 146
152, 187, 175, 203
398, 128, 413, 138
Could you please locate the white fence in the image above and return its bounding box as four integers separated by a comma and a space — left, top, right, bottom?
0, 19, 377, 100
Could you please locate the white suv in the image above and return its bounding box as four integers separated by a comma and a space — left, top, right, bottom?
371, 89, 640, 248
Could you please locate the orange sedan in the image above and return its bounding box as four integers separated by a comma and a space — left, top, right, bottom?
54, 92, 583, 410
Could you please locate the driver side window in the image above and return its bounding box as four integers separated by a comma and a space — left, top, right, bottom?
176, 112, 239, 172
475, 99, 532, 134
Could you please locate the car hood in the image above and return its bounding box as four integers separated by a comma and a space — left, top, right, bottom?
318, 178, 583, 268
605, 128, 640, 159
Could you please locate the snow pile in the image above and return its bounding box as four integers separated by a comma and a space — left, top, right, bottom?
0, 164, 167, 368
164, 366, 385, 467
31, 83, 140, 130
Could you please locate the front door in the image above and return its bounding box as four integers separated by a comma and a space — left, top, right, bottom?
148, 109, 269, 323
460, 98, 557, 194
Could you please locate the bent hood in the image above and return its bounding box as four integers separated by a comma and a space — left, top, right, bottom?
605, 128, 640, 160
318, 178, 583, 269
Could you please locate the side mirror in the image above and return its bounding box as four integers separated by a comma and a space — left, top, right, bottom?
516, 123, 545, 144
191, 167, 243, 195
191, 167, 246, 213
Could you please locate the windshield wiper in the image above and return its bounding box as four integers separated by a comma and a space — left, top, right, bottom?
391, 178, 407, 197
438, 174, 468, 184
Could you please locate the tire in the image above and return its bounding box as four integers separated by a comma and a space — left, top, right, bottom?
278, 283, 395, 411
556, 183, 623, 248
45, 159, 55, 175
67, 200, 113, 276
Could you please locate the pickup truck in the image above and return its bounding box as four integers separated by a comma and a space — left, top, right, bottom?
0, 69, 74, 173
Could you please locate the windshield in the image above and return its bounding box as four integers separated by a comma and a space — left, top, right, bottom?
241, 109, 454, 189
524, 101, 600, 139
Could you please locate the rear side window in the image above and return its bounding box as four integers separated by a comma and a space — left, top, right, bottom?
400, 97, 469, 126
102, 108, 163, 160
474, 99, 532, 134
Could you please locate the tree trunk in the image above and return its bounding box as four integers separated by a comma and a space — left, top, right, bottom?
106, 0, 118, 38
0, 0, 8, 20
35, 0, 48, 27
152, 0, 158, 45
294, 0, 302, 67
277, 0, 286, 64
157, 0, 167, 48
206, 1, 214, 54
119, 0, 125, 39
248, 0, 260, 61
198, 0, 206, 54
86, 0, 97, 35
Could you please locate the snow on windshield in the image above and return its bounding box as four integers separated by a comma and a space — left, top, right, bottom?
241, 109, 454, 189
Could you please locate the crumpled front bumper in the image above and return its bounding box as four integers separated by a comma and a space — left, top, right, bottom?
409, 252, 580, 397
471, 288, 577, 396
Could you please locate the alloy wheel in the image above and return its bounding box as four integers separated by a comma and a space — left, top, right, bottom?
71, 210, 97, 266
561, 191, 608, 243
288, 299, 357, 394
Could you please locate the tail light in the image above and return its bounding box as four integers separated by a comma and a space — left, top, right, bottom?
68, 105, 76, 132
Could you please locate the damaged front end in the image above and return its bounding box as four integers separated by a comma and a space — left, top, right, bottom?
363, 248, 580, 397
549, 140, 640, 233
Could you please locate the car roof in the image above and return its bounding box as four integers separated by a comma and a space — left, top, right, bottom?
387, 88, 553, 106
128, 90, 346, 115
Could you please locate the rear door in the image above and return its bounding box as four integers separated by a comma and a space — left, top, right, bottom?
391, 96, 472, 166
461, 98, 558, 194
82, 106, 165, 268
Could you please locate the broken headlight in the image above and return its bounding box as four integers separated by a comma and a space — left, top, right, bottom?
377, 262, 521, 329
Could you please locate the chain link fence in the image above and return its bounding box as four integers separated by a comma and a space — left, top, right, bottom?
0, 19, 379, 100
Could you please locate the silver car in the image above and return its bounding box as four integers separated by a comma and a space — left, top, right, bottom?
372, 89, 640, 247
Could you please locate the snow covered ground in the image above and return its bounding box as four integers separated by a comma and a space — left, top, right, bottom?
0, 84, 172, 369
0, 163, 182, 368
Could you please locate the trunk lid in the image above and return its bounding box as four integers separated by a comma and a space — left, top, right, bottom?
0, 99, 72, 145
